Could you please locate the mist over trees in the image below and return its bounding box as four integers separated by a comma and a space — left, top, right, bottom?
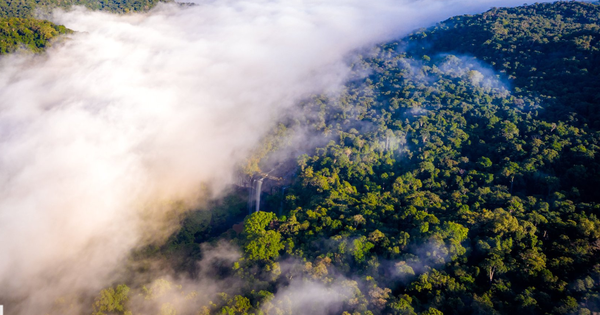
1, 0, 600, 315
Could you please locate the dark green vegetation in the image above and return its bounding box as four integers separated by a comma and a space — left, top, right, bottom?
408, 0, 600, 130
0, 0, 167, 18
56, 1, 600, 315
0, 17, 70, 53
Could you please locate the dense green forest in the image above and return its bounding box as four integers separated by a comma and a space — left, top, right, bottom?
0, 16, 70, 53
4, 0, 599, 314
407, 1, 600, 130
0, 0, 167, 18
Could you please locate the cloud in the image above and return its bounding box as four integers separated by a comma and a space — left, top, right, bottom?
0, 0, 550, 313
261, 279, 353, 315
438, 54, 510, 91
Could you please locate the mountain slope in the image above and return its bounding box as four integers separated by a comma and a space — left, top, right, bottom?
407, 1, 600, 129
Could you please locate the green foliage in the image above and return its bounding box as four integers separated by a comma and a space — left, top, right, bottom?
92, 284, 131, 315
0, 0, 169, 18
408, 1, 600, 130
0, 17, 70, 54
241, 211, 284, 263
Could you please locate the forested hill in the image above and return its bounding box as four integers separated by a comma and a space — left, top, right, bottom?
0, 0, 168, 18
0, 17, 70, 53
406, 1, 600, 129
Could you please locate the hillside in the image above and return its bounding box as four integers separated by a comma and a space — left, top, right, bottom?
407, 1, 600, 129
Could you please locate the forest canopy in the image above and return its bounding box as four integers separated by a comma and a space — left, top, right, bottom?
0, 0, 168, 18
0, 17, 70, 53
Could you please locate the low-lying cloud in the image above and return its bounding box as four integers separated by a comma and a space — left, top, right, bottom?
0, 0, 549, 313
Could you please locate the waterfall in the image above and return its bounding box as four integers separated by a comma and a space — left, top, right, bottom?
248, 178, 255, 215
255, 178, 264, 212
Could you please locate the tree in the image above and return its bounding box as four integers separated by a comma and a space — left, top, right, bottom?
92, 285, 131, 315
242, 211, 284, 263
